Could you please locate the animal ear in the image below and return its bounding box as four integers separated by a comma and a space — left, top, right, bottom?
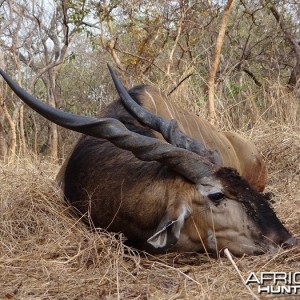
147, 204, 191, 250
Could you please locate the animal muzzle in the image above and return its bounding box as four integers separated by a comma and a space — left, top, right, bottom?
281, 236, 298, 249
265, 230, 297, 253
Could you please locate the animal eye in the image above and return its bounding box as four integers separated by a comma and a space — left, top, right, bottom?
208, 192, 225, 203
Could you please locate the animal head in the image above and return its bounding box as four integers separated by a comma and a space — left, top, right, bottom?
171, 168, 295, 256
0, 65, 296, 256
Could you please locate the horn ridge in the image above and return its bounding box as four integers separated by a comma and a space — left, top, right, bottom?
88, 117, 217, 182
108, 64, 221, 166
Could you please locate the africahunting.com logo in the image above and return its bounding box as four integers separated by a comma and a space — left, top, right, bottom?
245, 272, 300, 295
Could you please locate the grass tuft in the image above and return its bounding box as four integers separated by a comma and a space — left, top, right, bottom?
0, 124, 299, 299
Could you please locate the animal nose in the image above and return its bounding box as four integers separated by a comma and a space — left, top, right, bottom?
281, 236, 298, 249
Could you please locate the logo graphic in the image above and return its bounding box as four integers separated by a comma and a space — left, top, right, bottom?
245, 272, 300, 295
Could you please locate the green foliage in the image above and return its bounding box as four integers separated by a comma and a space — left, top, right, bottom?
225, 81, 246, 98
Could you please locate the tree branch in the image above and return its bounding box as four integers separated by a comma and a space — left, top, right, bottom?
269, 4, 300, 87
242, 68, 262, 87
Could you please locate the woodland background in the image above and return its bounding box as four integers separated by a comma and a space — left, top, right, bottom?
0, 0, 299, 162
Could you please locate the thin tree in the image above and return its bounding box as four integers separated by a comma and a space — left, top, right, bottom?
207, 0, 235, 125
1, 0, 78, 161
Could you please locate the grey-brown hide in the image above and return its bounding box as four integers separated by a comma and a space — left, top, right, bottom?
0, 67, 295, 256
58, 85, 295, 256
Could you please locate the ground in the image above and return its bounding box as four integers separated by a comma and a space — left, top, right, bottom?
0, 124, 299, 300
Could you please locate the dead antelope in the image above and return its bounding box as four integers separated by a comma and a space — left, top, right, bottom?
0, 65, 296, 256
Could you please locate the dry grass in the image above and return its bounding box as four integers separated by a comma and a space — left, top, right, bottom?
0, 124, 299, 300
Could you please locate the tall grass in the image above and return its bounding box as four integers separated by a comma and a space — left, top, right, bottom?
0, 77, 299, 298
168, 75, 299, 132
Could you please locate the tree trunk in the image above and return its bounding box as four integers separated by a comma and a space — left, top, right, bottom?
288, 61, 300, 87
49, 122, 58, 160
31, 114, 38, 156
207, 0, 235, 125
47, 71, 59, 161
0, 94, 17, 163
18, 104, 27, 156
0, 119, 7, 159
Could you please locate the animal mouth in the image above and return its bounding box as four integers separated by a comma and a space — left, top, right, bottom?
254, 238, 297, 255
215, 245, 264, 257
281, 236, 298, 248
